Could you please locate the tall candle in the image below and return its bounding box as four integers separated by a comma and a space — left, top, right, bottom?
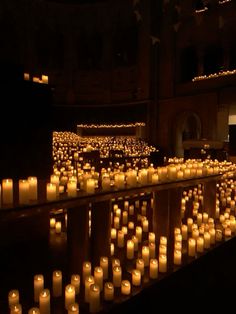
52, 270, 62, 297
113, 266, 122, 287
174, 249, 182, 265
8, 290, 19, 307
94, 266, 103, 291
10, 304, 22, 314
136, 258, 144, 276
121, 280, 131, 295
148, 232, 155, 243
159, 254, 167, 273
181, 224, 188, 240
65, 284, 75, 310
85, 276, 95, 303
100, 256, 108, 280
149, 242, 156, 258
117, 230, 125, 248
39, 289, 50, 314
196, 236, 204, 253
188, 238, 196, 257
122, 211, 128, 225
104, 282, 114, 301
34, 274, 44, 302
135, 226, 142, 243
160, 236, 167, 246
2, 179, 13, 204
67, 181, 77, 197
149, 259, 158, 279
83, 261, 92, 283
86, 178, 95, 193
132, 269, 141, 286
71, 274, 80, 295
110, 243, 114, 256
28, 176, 38, 201
132, 235, 139, 251
142, 246, 150, 266
126, 240, 134, 259
68, 303, 79, 314
204, 231, 211, 249
46, 183, 57, 201
89, 284, 100, 313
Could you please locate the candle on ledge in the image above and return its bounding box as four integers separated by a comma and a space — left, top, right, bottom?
121, 280, 131, 295
89, 284, 100, 313
71, 274, 80, 295
181, 224, 188, 240
34, 274, 44, 302
100, 256, 108, 280
135, 226, 142, 243
113, 266, 122, 287
65, 284, 75, 310
104, 282, 114, 301
83, 261, 92, 283
132, 269, 141, 286
10, 304, 22, 314
148, 232, 155, 243
50, 175, 59, 196
159, 254, 167, 273
39, 289, 50, 314
136, 258, 144, 276
110, 243, 114, 256
216, 229, 223, 242
204, 231, 211, 249
85, 276, 95, 303
117, 230, 125, 248
28, 176, 38, 201
52, 270, 62, 297
8, 290, 19, 307
149, 242, 156, 258
196, 236, 204, 253
67, 181, 77, 197
46, 183, 57, 201
28, 308, 40, 314
188, 238, 196, 257
126, 239, 134, 259
68, 303, 79, 314
142, 245, 150, 266
2, 178, 13, 204
149, 258, 158, 279
174, 249, 182, 265
94, 266, 103, 291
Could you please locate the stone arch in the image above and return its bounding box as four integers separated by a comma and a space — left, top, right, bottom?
172, 111, 201, 157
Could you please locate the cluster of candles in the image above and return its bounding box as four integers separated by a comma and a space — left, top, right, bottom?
24, 73, 49, 84
192, 69, 236, 82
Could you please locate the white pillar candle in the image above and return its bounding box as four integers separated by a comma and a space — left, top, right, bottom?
50, 218, 56, 228
174, 249, 182, 265
152, 173, 159, 183
114, 172, 125, 189
128, 221, 134, 230
100, 256, 108, 280
111, 228, 117, 239
71, 274, 80, 295
110, 243, 114, 256
160, 236, 167, 246
181, 224, 188, 240
46, 183, 57, 201
139, 169, 148, 185
86, 178, 95, 193
112, 259, 120, 269
28, 176, 38, 201
149, 258, 158, 279
89, 284, 100, 313
209, 228, 215, 244
122, 211, 128, 225
187, 218, 193, 232
28, 308, 40, 314
94, 267, 103, 291
203, 212, 209, 223
68, 303, 79, 314
196, 236, 204, 253
225, 227, 231, 237
188, 238, 196, 257
8, 290, 19, 307
2, 179, 13, 204
10, 304, 22, 314
149, 242, 156, 258
117, 230, 125, 248
121, 280, 131, 295
197, 213, 203, 226
34, 274, 44, 302
39, 289, 50, 314
102, 176, 111, 190
65, 284, 75, 310
216, 229, 223, 242
142, 219, 149, 232
204, 231, 211, 249
136, 258, 144, 276
192, 228, 199, 240
148, 232, 155, 243
129, 205, 134, 215
159, 244, 167, 255
135, 226, 142, 243
113, 217, 120, 229
158, 254, 167, 273
126, 240, 134, 259
113, 266, 122, 287
132, 269, 141, 286
142, 246, 150, 266
50, 175, 59, 196
83, 261, 92, 283
104, 282, 114, 301
85, 276, 95, 303
67, 181, 77, 197
52, 270, 62, 297
55, 221, 61, 234
121, 226, 128, 235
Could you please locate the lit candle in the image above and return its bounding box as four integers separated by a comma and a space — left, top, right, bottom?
55, 221, 61, 234
126, 239, 134, 259
129, 205, 134, 215
28, 308, 40, 314
110, 243, 114, 256
100, 256, 108, 280
142, 219, 149, 232
50, 175, 59, 196
142, 245, 150, 266
111, 228, 117, 239
28, 176, 38, 201
71, 274, 80, 295
52, 270, 62, 297
159, 244, 167, 255
117, 230, 125, 248
187, 218, 193, 232
94, 266, 103, 291
148, 232, 155, 243
128, 221, 135, 230
113, 217, 120, 229
65, 284, 75, 310
67, 181, 77, 197
89, 284, 100, 313
113, 266, 122, 287
204, 231, 211, 249
149, 258, 158, 279
160, 236, 167, 246
2, 178, 13, 204
216, 229, 223, 242
136, 258, 144, 276
8, 290, 19, 307
188, 238, 196, 257
34, 274, 44, 302
85, 276, 95, 303
159, 254, 167, 273
209, 228, 215, 244
135, 226, 142, 243
68, 303, 79, 314
121, 280, 131, 295
181, 224, 188, 240
86, 178, 95, 193
122, 211, 128, 225
83, 261, 92, 283
10, 304, 22, 314
104, 282, 114, 301
50, 218, 56, 228
149, 242, 156, 258
39, 289, 50, 314
42, 75, 49, 84
46, 183, 57, 201
174, 250, 182, 265
132, 269, 141, 286
196, 236, 204, 253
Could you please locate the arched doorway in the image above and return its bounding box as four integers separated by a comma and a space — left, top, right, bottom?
173, 111, 201, 157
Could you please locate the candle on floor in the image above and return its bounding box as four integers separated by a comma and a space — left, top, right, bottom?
68, 303, 79, 314
104, 282, 114, 301
113, 266, 122, 287
100, 256, 108, 280
159, 254, 167, 273
83, 261, 92, 283
10, 304, 22, 314
65, 284, 75, 310
52, 270, 62, 297
71, 274, 80, 295
149, 259, 158, 279
89, 284, 100, 313
85, 276, 95, 303
39, 289, 50, 314
132, 269, 141, 286
2, 178, 13, 204
94, 267, 103, 291
174, 249, 182, 265
28, 176, 38, 201
131, 235, 139, 251
28, 308, 40, 314
126, 239, 134, 259
8, 290, 19, 307
34, 274, 44, 302
121, 280, 131, 295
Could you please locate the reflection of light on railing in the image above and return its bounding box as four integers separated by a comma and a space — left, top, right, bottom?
219, 0, 231, 4
195, 7, 208, 13
192, 69, 236, 82
77, 122, 146, 128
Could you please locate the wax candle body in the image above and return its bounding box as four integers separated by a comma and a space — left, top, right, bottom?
52, 270, 62, 297
71, 274, 80, 294
65, 285, 75, 310
121, 280, 131, 295
2, 179, 13, 204
8, 290, 19, 307
89, 284, 100, 313
149, 259, 158, 279
10, 304, 22, 314
68, 303, 79, 314
132, 269, 141, 286
100, 257, 108, 280
34, 274, 44, 302
113, 266, 122, 287
104, 282, 114, 301
39, 289, 50, 314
